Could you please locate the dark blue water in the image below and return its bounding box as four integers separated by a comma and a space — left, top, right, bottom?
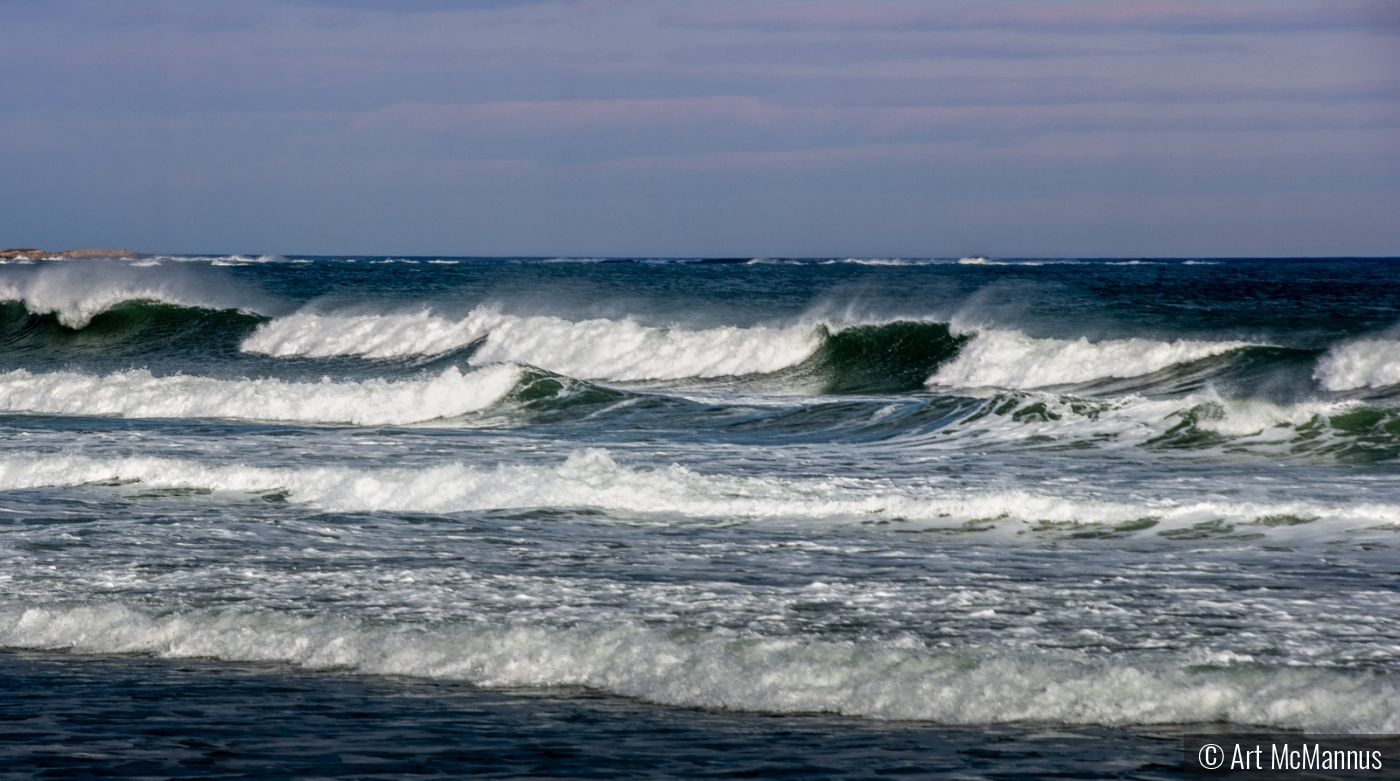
1, 255, 1399, 777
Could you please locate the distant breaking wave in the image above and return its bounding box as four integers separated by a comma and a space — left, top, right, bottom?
0, 261, 274, 328
0, 364, 521, 425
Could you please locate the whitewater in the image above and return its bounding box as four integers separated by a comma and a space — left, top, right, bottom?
3, 256, 1400, 775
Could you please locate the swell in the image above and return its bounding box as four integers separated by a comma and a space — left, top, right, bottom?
591, 389, 1400, 463
781, 322, 966, 393
3, 603, 1396, 730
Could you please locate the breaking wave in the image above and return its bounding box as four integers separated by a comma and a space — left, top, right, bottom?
0, 300, 264, 362
243, 308, 1281, 394
241, 310, 484, 360
242, 308, 825, 381
1315, 338, 1400, 391
0, 364, 521, 425
2, 448, 1397, 532
0, 261, 273, 328
0, 277, 1385, 404
2, 604, 1396, 730
928, 330, 1256, 390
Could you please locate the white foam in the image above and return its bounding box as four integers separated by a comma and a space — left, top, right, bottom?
0, 364, 521, 425
0, 261, 270, 327
923, 388, 1365, 457
241, 310, 488, 360
0, 449, 1394, 534
2, 604, 1395, 730
929, 329, 1254, 389
243, 307, 824, 381
1315, 339, 1400, 391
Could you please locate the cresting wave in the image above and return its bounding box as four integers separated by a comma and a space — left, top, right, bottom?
923, 389, 1395, 457
0, 262, 272, 328
0, 363, 1396, 459
929, 329, 1255, 389
1315, 338, 1400, 391
0, 364, 521, 425
241, 308, 1268, 391
2, 604, 1396, 730
1, 277, 1388, 396
2, 449, 1397, 534
241, 308, 825, 381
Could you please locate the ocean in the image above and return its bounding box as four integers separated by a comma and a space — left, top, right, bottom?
1, 255, 1398, 778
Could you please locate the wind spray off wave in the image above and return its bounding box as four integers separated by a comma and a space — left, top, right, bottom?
0, 260, 274, 327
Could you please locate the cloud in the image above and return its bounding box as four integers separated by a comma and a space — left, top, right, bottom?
0, 0, 1395, 255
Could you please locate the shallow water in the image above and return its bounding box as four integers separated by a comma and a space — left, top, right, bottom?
0, 651, 1187, 779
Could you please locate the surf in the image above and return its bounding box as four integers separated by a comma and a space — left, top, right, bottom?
3, 603, 1397, 731
3, 448, 1398, 536
927, 329, 1257, 390
0, 364, 522, 426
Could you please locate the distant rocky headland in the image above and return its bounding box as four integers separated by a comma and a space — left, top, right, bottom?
0, 248, 144, 260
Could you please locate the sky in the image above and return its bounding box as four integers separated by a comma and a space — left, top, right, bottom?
0, 0, 1397, 257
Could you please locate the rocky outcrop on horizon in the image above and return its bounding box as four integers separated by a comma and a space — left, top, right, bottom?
0, 248, 144, 260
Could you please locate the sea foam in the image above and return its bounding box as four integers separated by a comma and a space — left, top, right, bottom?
1314, 339, 1400, 391
0, 449, 1394, 534
242, 308, 824, 381
0, 364, 521, 425
928, 389, 1360, 454
928, 329, 1253, 389
2, 604, 1396, 731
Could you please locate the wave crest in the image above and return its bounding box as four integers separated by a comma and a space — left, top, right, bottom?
0, 364, 521, 425
0, 262, 272, 328
1315, 339, 1400, 391
243, 307, 826, 381
928, 330, 1255, 389
3, 604, 1396, 730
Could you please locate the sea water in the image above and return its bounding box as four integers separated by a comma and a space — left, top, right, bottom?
1, 255, 1398, 777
